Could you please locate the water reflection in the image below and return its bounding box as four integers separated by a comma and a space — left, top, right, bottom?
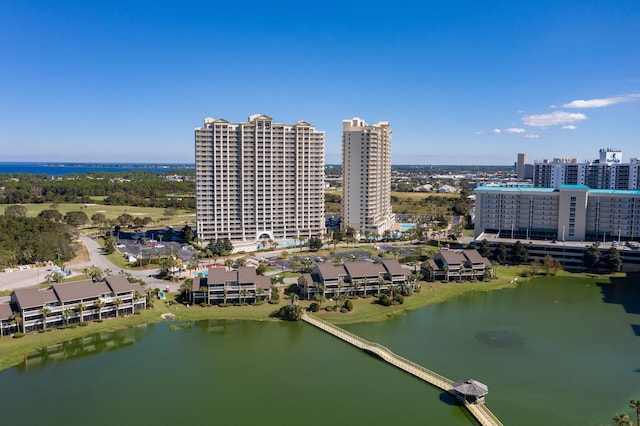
18, 325, 150, 371
474, 330, 525, 348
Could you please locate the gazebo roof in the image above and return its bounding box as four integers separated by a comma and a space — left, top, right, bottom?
453, 379, 488, 396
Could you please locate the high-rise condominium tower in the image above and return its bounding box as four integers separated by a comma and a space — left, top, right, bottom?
195, 114, 325, 244
341, 117, 395, 236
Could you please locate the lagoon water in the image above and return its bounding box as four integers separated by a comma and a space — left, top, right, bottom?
2, 276, 639, 425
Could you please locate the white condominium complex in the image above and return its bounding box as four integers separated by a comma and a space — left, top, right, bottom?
342, 117, 395, 236
533, 148, 640, 189
195, 114, 325, 244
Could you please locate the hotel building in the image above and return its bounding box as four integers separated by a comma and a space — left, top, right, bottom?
473, 184, 640, 270
195, 114, 325, 244
341, 117, 395, 236
533, 149, 640, 189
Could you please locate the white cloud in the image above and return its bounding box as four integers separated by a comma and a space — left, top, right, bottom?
524, 134, 540, 139
562, 125, 577, 130
505, 128, 526, 134
473, 130, 484, 135
522, 111, 587, 127
562, 94, 640, 108
491, 128, 502, 134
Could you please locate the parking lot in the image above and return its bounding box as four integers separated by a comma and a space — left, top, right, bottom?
115, 229, 198, 265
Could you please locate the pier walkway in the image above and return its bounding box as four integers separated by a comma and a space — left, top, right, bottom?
302, 314, 503, 426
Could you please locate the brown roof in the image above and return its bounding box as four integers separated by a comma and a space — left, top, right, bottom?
12, 288, 58, 309
315, 263, 347, 280
207, 268, 237, 285
0, 303, 13, 321
256, 276, 271, 290
105, 275, 145, 295
237, 267, 257, 284
53, 280, 111, 302
343, 261, 386, 279
382, 259, 406, 276
463, 249, 491, 265
437, 250, 467, 266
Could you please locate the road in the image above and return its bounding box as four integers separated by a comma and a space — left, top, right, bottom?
0, 236, 180, 295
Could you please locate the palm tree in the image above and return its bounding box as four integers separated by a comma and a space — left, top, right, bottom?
362, 278, 369, 296
94, 299, 105, 320
612, 413, 632, 426
352, 279, 361, 297
39, 307, 51, 330
62, 309, 73, 326
10, 311, 23, 334
76, 302, 85, 322
113, 298, 123, 318
630, 400, 640, 426
225, 258, 234, 270
133, 291, 142, 313
377, 277, 385, 297
240, 289, 250, 305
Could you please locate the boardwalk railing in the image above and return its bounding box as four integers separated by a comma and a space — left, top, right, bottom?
302, 314, 503, 426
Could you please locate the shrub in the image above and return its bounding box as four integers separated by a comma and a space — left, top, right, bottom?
95, 319, 103, 323
268, 299, 280, 305
343, 299, 354, 311
394, 294, 405, 305
218, 303, 232, 308
325, 305, 336, 312
378, 294, 392, 306
79, 322, 88, 327
13, 332, 25, 338
309, 302, 320, 312
340, 307, 349, 313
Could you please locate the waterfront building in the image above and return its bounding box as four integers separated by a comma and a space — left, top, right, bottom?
473, 184, 640, 270
421, 249, 493, 281
341, 117, 395, 236
5, 276, 146, 334
191, 266, 271, 305
195, 114, 325, 245
298, 259, 406, 299
532, 148, 640, 189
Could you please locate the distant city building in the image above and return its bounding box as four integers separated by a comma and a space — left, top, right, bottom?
516, 153, 534, 180
195, 114, 325, 244
341, 117, 395, 236
531, 148, 640, 189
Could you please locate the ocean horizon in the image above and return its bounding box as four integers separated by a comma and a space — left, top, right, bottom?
0, 162, 195, 176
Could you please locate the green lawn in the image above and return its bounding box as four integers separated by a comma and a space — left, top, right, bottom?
0, 203, 195, 229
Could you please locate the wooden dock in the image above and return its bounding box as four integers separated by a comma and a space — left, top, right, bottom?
302, 314, 503, 426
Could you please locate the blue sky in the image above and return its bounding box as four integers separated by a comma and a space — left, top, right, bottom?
1, 1, 639, 165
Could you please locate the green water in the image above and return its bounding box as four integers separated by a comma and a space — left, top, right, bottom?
1, 275, 639, 425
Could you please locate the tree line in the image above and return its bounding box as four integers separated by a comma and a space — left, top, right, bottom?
0, 171, 195, 209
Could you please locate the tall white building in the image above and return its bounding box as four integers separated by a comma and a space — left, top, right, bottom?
533, 148, 640, 189
341, 117, 394, 236
195, 114, 325, 244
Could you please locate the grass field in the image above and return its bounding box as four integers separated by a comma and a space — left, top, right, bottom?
0, 203, 196, 230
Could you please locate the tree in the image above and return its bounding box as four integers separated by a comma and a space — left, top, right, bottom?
583, 243, 601, 272
76, 302, 85, 323
603, 247, 622, 273
510, 241, 528, 264
377, 277, 385, 296
477, 239, 491, 258
94, 299, 105, 320
493, 243, 508, 265
308, 235, 323, 251
612, 413, 632, 426
180, 224, 194, 242
62, 309, 73, 326
91, 212, 107, 225
38, 209, 63, 222
113, 298, 123, 318
10, 311, 23, 333
276, 304, 303, 321
256, 263, 267, 275
64, 211, 90, 226
4, 205, 27, 218
133, 291, 142, 313
39, 307, 51, 330
630, 399, 640, 426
